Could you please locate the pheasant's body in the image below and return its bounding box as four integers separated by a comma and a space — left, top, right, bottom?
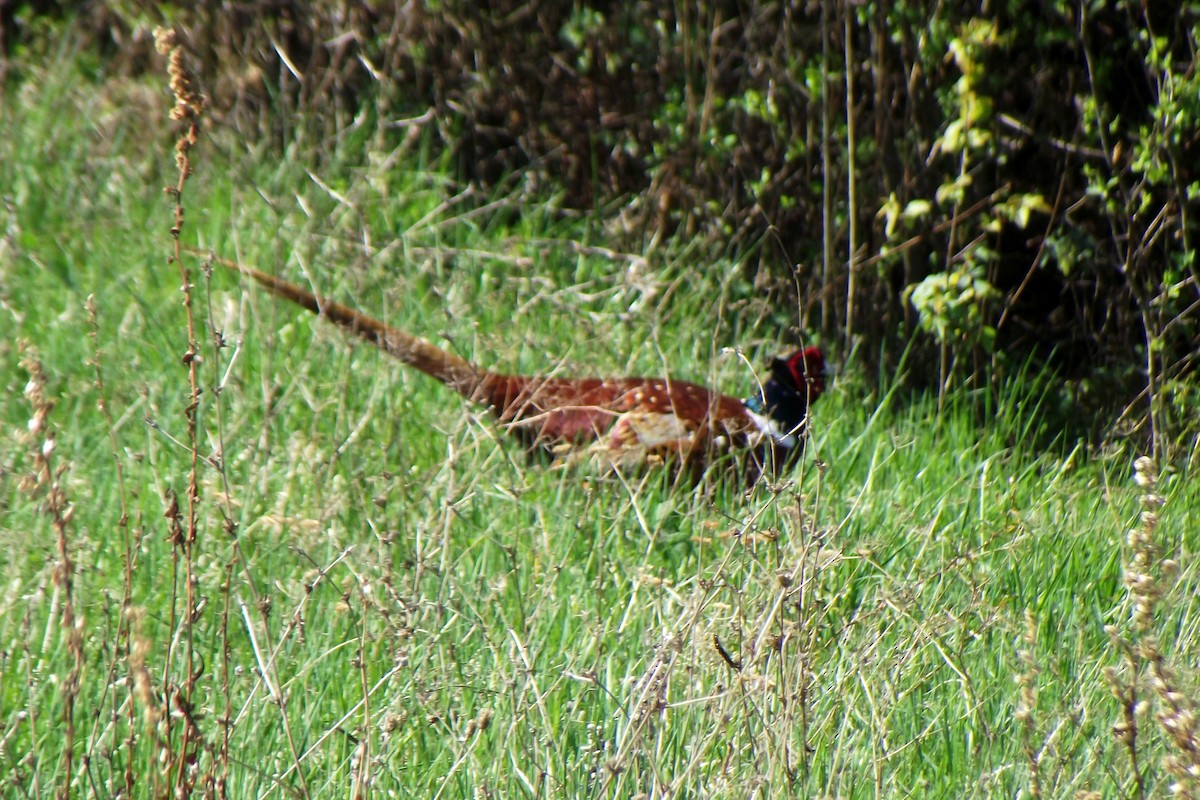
214, 255, 825, 480
480, 372, 775, 469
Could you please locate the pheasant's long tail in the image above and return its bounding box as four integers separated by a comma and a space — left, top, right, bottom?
205, 252, 483, 396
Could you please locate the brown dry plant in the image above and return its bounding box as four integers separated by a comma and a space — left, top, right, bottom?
153, 26, 209, 799
18, 342, 84, 800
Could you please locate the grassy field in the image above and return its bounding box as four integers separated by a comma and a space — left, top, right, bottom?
3, 56, 1199, 799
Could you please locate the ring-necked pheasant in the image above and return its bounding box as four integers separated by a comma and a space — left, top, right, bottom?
211, 255, 826, 480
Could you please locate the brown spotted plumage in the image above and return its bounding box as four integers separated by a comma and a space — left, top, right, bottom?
213, 255, 826, 481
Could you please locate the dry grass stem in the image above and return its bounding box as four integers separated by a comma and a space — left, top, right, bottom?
1016, 608, 1043, 799
1104, 457, 1199, 799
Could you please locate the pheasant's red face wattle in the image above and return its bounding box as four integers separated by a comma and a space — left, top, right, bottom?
785, 346, 827, 400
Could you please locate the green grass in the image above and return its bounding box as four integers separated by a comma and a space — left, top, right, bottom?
3, 57, 1199, 800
